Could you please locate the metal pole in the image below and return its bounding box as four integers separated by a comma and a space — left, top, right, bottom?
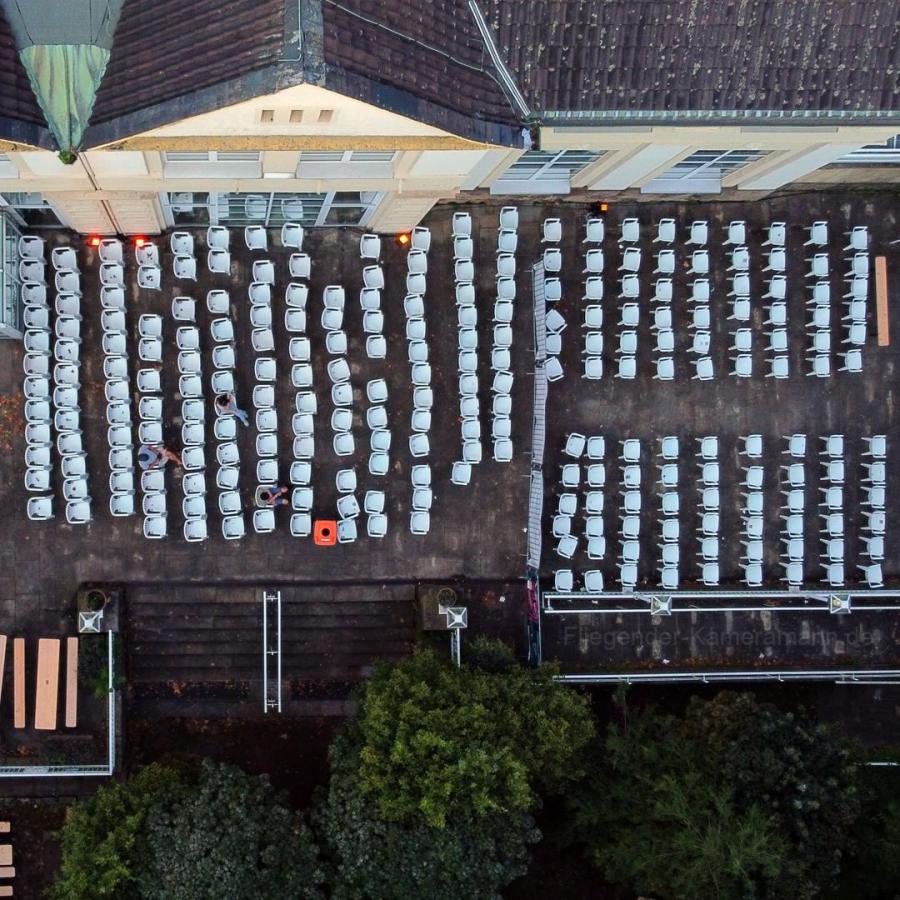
276, 591, 282, 713
261, 591, 268, 713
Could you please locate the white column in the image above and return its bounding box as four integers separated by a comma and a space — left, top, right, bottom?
737, 144, 863, 190
589, 145, 690, 190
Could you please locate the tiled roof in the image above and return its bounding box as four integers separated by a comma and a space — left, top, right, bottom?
0, 11, 45, 130
486, 0, 900, 117
91, 0, 285, 125
320, 0, 522, 144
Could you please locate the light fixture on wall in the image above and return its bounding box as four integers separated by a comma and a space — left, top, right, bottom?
263, 172, 292, 179
88, 235, 101, 247
396, 232, 411, 247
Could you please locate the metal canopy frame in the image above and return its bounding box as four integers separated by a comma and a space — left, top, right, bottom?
543, 588, 900, 616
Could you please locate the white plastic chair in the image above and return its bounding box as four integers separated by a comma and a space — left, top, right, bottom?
136, 265, 160, 291
240, 224, 266, 251
201, 244, 229, 274
355, 232, 381, 262
173, 255, 197, 281
289, 253, 312, 279
687, 220, 708, 245
404, 225, 429, 253
278, 222, 302, 250
543, 248, 562, 273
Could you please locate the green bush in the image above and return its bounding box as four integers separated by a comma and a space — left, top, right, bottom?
464, 636, 516, 674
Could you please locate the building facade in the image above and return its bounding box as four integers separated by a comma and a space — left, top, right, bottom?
0, 0, 897, 241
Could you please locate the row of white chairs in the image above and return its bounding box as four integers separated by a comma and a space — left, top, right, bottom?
452, 211, 481, 474
22, 240, 76, 523
358, 232, 390, 497
841, 261, 869, 373
613, 220, 641, 384
170, 296, 210, 542
248, 266, 286, 534
492, 211, 515, 462
134, 350, 169, 539
860, 434, 887, 584
404, 234, 431, 529
96, 246, 137, 520
780, 435, 806, 587
202, 286, 245, 538
135, 240, 162, 290
22, 238, 56, 502
45, 245, 93, 525
738, 439, 766, 587
285, 269, 315, 540
572, 254, 604, 381
656, 436, 681, 588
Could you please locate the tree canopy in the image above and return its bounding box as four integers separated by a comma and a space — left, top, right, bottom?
52, 761, 322, 900
352, 648, 595, 827
572, 691, 861, 900
50, 763, 184, 900
316, 733, 539, 900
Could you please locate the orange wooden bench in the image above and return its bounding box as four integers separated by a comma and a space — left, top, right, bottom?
35, 639, 60, 731
876, 256, 889, 346
0, 636, 6, 707
65, 637, 78, 728
13, 640, 24, 730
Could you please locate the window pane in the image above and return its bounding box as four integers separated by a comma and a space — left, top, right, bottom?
216, 151, 260, 162
301, 151, 345, 162
349, 151, 395, 162
325, 205, 365, 225
164, 152, 210, 162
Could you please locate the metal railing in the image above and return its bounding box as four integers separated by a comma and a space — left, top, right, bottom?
557, 668, 900, 684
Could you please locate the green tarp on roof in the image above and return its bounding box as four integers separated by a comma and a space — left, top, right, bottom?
0, 0, 124, 154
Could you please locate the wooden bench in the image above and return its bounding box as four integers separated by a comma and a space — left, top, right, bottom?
35, 639, 60, 731
876, 256, 889, 346
0, 867, 13, 878
0, 847, 10, 867
0, 824, 8, 834
13, 640, 24, 729
0, 887, 12, 897
0, 636, 6, 707
65, 637, 78, 728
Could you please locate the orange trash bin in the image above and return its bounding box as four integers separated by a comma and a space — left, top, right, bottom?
314, 519, 337, 546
